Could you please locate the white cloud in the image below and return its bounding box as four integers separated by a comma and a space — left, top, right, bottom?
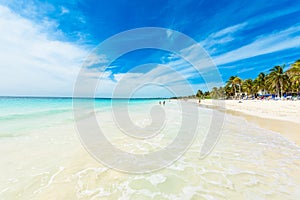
60, 6, 69, 15
90, 21, 300, 96
237, 67, 255, 74
210, 23, 247, 39
202, 6, 300, 55
82, 53, 108, 68
0, 5, 202, 98
103, 64, 210, 98
201, 23, 247, 52
214, 24, 300, 65
0, 5, 89, 96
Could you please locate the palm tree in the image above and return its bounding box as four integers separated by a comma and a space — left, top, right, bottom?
252, 79, 259, 95
286, 60, 300, 94
266, 65, 289, 98
255, 72, 266, 94
242, 79, 253, 97
226, 76, 242, 99
224, 84, 233, 99
292, 59, 300, 68
218, 87, 225, 99
210, 87, 219, 99
196, 89, 203, 98
233, 76, 242, 99
226, 76, 237, 97
200, 59, 300, 100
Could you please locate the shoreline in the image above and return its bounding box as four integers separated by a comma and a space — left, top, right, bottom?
193, 99, 300, 146
1, 98, 300, 199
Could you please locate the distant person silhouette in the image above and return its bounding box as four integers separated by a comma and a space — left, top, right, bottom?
163, 101, 165, 106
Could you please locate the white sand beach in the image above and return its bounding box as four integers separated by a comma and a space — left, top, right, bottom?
199, 99, 300, 124
197, 99, 300, 145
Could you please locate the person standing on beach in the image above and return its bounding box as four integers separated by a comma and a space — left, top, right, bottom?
163, 101, 165, 105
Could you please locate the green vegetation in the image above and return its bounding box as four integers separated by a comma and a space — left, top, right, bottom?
203, 59, 300, 99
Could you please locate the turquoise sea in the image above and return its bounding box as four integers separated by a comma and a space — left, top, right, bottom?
0, 97, 161, 136
0, 97, 300, 199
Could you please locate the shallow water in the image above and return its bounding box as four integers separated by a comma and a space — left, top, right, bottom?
0, 98, 300, 199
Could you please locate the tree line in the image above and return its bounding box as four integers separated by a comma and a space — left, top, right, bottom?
196, 59, 300, 99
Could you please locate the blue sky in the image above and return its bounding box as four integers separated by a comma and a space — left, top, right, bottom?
0, 0, 300, 97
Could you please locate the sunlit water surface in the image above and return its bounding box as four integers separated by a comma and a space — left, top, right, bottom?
0, 97, 300, 199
